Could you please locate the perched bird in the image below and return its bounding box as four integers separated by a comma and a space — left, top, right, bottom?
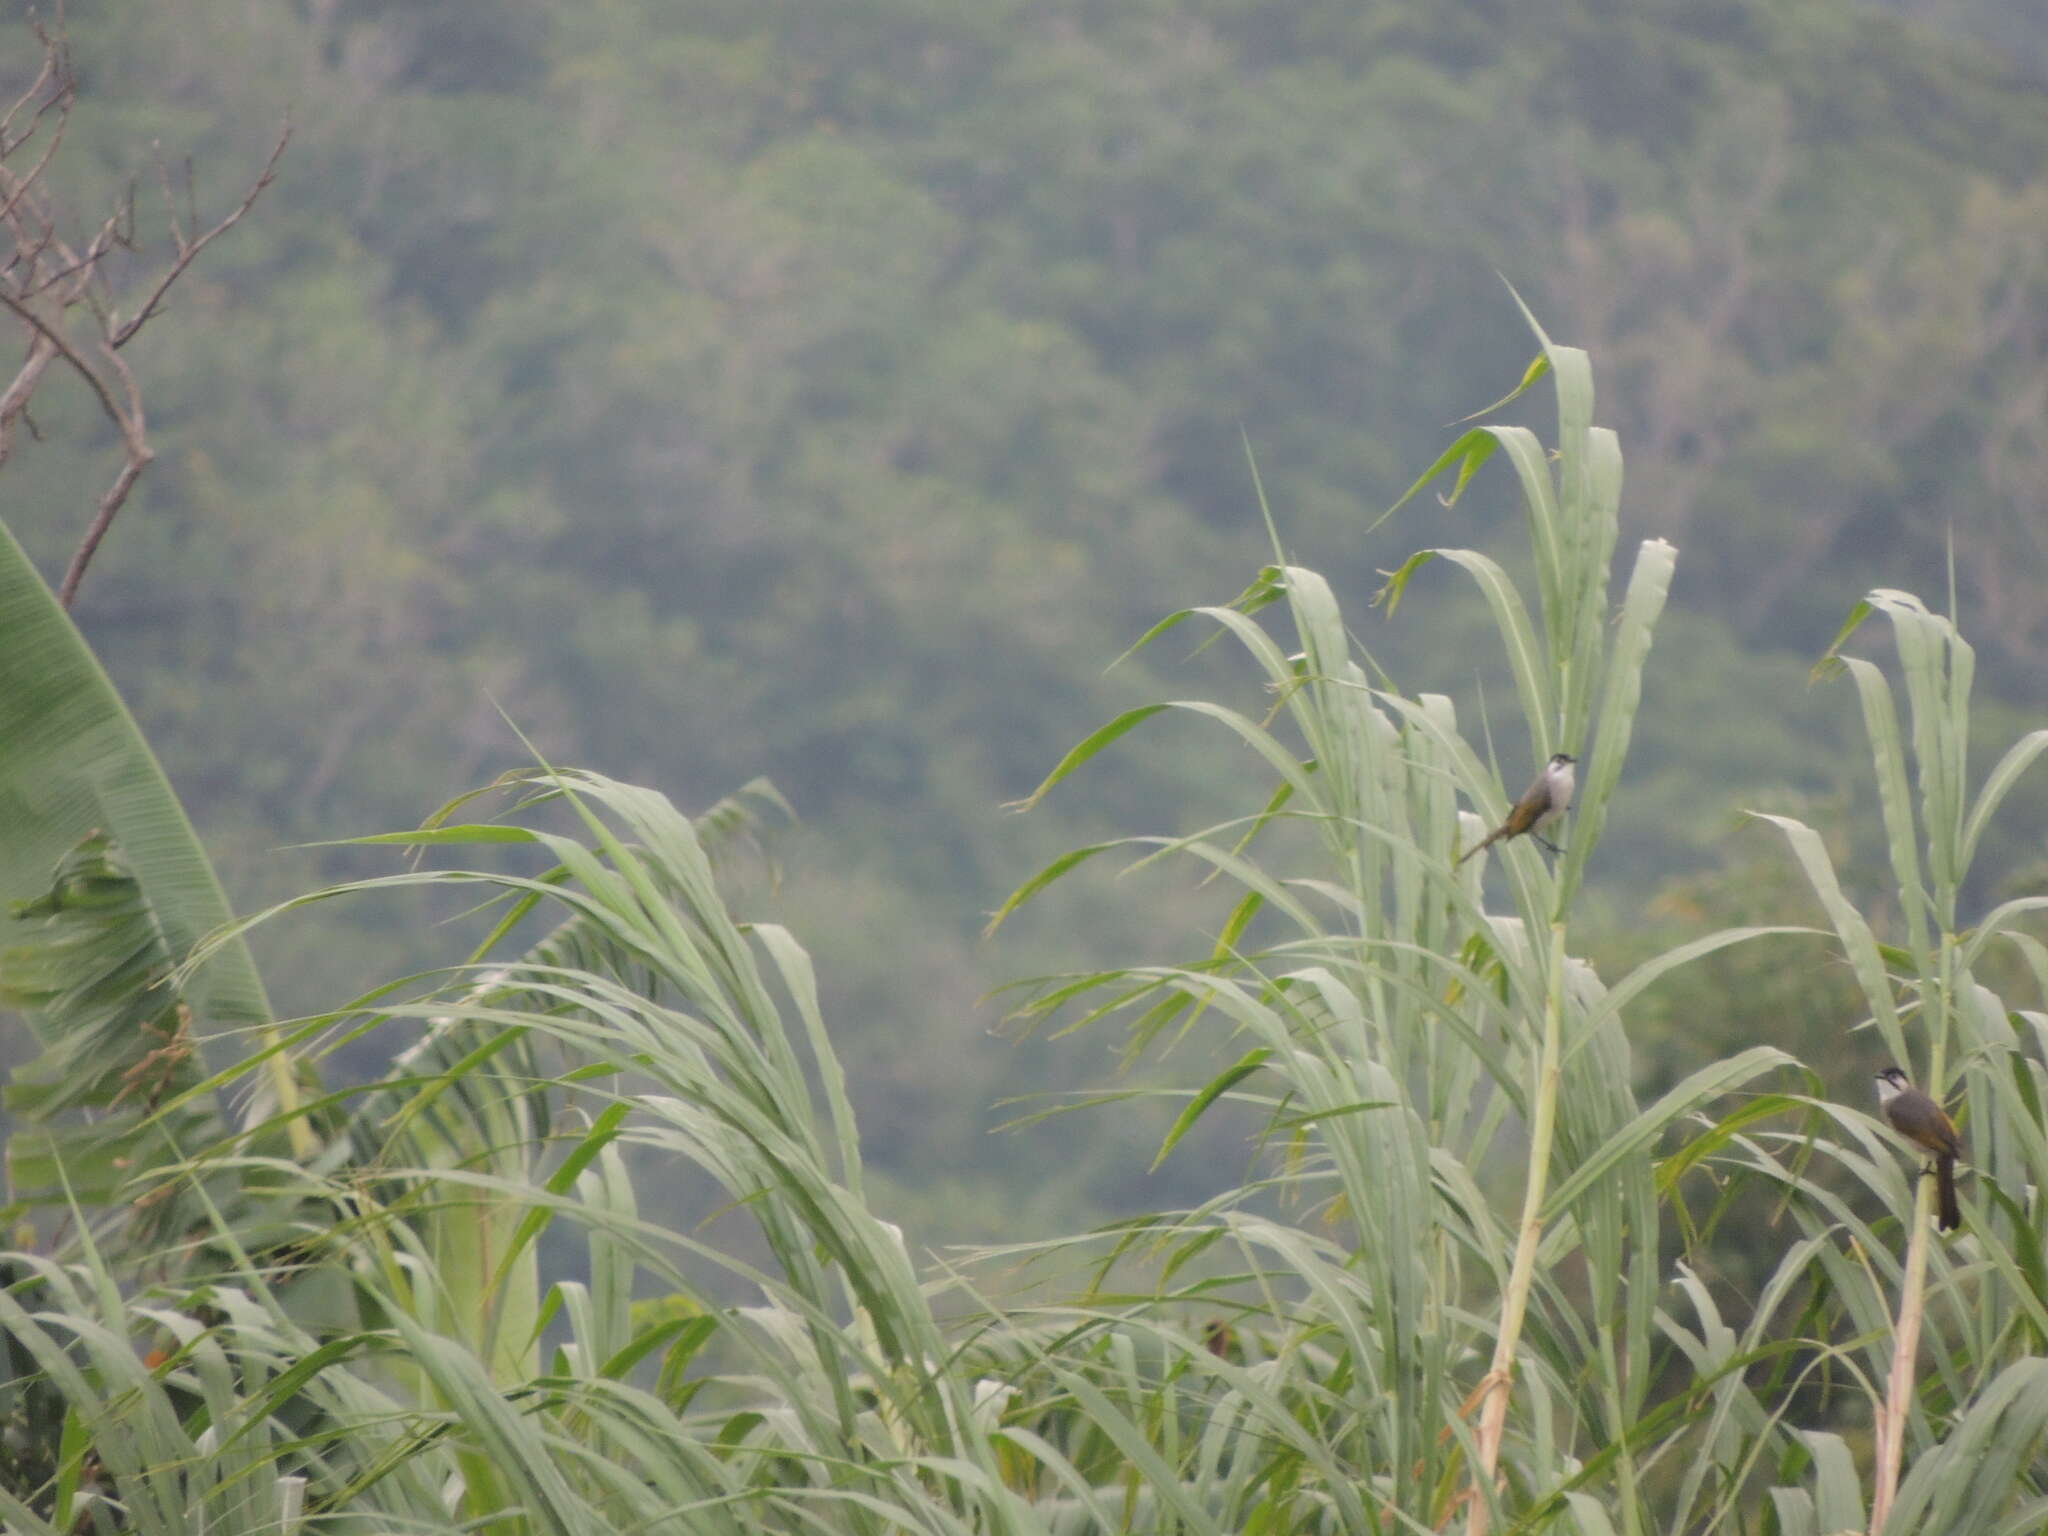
1201, 1318, 1237, 1361
1458, 753, 1576, 865
1873, 1065, 1963, 1232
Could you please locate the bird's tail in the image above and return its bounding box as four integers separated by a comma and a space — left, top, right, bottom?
1936, 1154, 1961, 1232
1456, 831, 1499, 867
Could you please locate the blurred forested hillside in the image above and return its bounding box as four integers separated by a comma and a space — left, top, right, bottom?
6, 0, 2048, 1241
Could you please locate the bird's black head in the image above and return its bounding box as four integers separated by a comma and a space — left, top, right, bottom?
1550, 753, 1576, 767
1875, 1065, 1911, 1095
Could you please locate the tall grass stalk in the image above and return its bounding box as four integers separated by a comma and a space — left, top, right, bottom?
1470, 917, 1568, 1536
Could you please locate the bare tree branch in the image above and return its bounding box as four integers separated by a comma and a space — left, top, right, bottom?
0, 18, 69, 156
113, 119, 289, 349
61, 447, 153, 607
0, 287, 128, 427
0, 14, 287, 609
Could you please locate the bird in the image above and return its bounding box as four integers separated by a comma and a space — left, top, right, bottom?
1457, 753, 1576, 865
1873, 1065, 1963, 1231
1201, 1318, 1237, 1361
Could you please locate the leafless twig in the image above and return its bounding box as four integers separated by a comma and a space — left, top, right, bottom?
114, 126, 288, 350
0, 14, 288, 608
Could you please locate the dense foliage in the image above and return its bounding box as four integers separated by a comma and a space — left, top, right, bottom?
5, 0, 2048, 1247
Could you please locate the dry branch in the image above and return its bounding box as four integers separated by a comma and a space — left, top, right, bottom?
0, 15, 287, 608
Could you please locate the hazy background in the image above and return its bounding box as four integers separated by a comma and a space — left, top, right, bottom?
6, 0, 2047, 1246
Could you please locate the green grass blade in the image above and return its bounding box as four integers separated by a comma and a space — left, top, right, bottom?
1150, 1050, 1275, 1172
1839, 656, 1932, 967
1558, 536, 1674, 904
1962, 728, 2048, 875
1750, 813, 1903, 1057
